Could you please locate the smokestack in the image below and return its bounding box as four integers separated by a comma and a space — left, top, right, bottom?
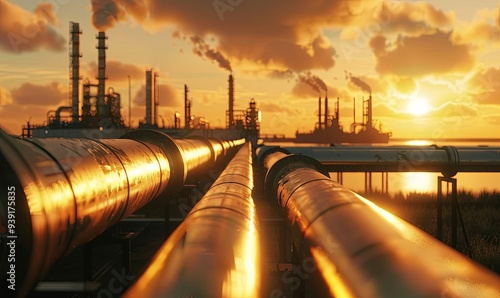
184, 84, 191, 129
145, 69, 154, 126
367, 94, 373, 128
318, 97, 322, 129
154, 71, 159, 126
228, 74, 234, 129
96, 31, 108, 121
324, 96, 328, 128
69, 22, 82, 124
336, 97, 340, 120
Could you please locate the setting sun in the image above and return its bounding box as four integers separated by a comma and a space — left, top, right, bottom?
407, 96, 431, 116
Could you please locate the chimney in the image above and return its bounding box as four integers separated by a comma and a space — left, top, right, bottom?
96, 31, 108, 121
367, 93, 373, 128
69, 22, 82, 124
184, 84, 191, 129
228, 74, 234, 129
324, 95, 328, 128
154, 71, 159, 126
318, 97, 322, 129
145, 69, 153, 126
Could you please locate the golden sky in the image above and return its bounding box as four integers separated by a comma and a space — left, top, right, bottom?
1, 0, 500, 138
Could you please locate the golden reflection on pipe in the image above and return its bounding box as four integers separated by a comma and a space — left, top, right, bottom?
0, 128, 244, 297
124, 143, 260, 298
262, 151, 500, 298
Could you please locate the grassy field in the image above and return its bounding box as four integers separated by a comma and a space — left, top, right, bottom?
361, 190, 500, 274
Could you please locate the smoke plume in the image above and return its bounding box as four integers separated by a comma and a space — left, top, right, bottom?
297, 71, 327, 95
189, 36, 232, 72
345, 71, 372, 94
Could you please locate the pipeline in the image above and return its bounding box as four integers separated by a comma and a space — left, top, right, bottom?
281, 145, 500, 176
0, 129, 243, 297
124, 142, 260, 297
258, 147, 500, 297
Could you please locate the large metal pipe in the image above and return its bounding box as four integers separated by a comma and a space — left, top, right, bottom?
124, 142, 260, 297
260, 149, 500, 297
0, 129, 243, 297
281, 145, 500, 175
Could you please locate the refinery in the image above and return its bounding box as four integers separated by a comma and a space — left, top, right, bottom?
1, 21, 500, 298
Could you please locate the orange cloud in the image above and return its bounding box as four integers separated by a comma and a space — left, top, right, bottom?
133, 83, 180, 107
86, 60, 145, 83
88, 0, 385, 72
467, 67, 500, 105
0, 0, 65, 53
370, 31, 475, 77
10, 82, 66, 106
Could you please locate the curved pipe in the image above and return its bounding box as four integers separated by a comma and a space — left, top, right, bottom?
124, 142, 260, 297
0, 129, 243, 297
280, 145, 500, 175
262, 151, 500, 297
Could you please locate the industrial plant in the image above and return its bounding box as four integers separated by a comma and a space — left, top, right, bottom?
2, 21, 500, 298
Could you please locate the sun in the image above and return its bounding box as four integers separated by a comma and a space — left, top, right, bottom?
407, 96, 430, 116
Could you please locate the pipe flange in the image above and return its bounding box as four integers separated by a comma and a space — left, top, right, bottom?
121, 130, 186, 194
440, 145, 459, 178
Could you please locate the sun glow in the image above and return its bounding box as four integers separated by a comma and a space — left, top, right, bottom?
407, 96, 431, 116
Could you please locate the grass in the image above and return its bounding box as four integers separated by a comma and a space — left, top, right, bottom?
360, 190, 500, 274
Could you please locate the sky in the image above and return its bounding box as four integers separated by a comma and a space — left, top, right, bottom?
1, 0, 500, 139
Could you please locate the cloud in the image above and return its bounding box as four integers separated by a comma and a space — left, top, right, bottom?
88, 0, 385, 72
86, 60, 145, 82
370, 31, 475, 77
0, 85, 13, 106
133, 83, 180, 107
374, 2, 454, 36
452, 9, 500, 46
10, 82, 66, 106
259, 102, 300, 116
0, 0, 65, 53
467, 67, 500, 105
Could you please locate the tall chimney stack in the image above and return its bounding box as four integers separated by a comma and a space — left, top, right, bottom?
324, 95, 328, 128
184, 84, 191, 129
228, 74, 234, 129
69, 22, 82, 124
367, 93, 373, 128
318, 97, 322, 129
96, 31, 108, 121
145, 69, 154, 126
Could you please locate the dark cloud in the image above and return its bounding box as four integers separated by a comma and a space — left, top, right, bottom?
370, 31, 475, 76
88, 0, 382, 72
0, 0, 65, 53
133, 83, 180, 107
10, 82, 66, 106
